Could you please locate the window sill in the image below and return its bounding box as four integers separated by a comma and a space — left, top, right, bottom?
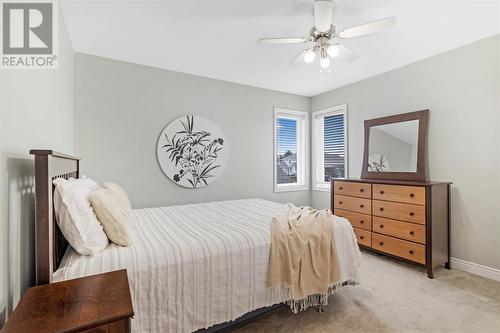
274, 186, 309, 193
312, 187, 330, 192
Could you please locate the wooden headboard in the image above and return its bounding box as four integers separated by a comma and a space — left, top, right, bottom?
30, 150, 80, 285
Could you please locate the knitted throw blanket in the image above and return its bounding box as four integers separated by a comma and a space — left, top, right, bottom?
267, 203, 342, 312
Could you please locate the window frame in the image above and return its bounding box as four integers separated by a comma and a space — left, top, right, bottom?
312, 104, 348, 192
273, 108, 309, 192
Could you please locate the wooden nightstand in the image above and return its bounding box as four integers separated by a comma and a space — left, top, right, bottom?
1, 269, 134, 333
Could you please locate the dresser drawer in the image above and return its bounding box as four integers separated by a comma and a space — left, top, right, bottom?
334, 195, 372, 215
373, 184, 426, 205
372, 200, 425, 225
335, 209, 372, 231
372, 233, 425, 264
333, 181, 372, 199
372, 217, 426, 244
353, 228, 371, 247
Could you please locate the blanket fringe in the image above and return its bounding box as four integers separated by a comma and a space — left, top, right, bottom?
284, 280, 357, 313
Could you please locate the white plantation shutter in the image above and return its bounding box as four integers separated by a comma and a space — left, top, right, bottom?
314, 115, 326, 184
274, 108, 309, 192
295, 112, 307, 186
312, 105, 348, 191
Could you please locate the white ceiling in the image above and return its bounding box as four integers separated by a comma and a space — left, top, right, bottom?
61, 0, 500, 97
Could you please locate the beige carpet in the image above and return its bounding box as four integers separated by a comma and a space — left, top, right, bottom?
232, 251, 500, 333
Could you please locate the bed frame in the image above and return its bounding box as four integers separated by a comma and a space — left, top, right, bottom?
30, 149, 283, 330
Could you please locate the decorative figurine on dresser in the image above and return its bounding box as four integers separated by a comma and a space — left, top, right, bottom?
331, 110, 452, 278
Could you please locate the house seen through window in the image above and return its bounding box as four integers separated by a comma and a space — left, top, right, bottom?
276, 118, 298, 184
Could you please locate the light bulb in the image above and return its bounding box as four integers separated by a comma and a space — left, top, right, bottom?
327, 44, 340, 58
320, 57, 330, 68
304, 50, 316, 63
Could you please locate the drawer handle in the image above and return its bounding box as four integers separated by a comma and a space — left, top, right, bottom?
360, 220, 364, 224
409, 250, 414, 255
380, 190, 385, 194
410, 193, 415, 198
409, 212, 415, 216
409, 231, 415, 236
339, 201, 343, 204
360, 188, 364, 192
380, 225, 384, 229
339, 187, 343, 190
360, 204, 364, 208
360, 236, 364, 240
379, 207, 384, 211
379, 242, 384, 246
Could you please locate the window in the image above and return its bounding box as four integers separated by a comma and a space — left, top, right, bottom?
274, 108, 308, 192
312, 105, 347, 191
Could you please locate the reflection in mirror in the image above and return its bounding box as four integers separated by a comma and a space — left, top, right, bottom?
368, 120, 419, 173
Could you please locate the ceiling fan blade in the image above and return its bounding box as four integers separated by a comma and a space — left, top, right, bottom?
259, 37, 308, 44
335, 44, 359, 62
338, 16, 396, 39
313, 0, 334, 33
287, 49, 308, 67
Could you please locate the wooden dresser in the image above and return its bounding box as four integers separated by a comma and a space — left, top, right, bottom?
331, 178, 451, 278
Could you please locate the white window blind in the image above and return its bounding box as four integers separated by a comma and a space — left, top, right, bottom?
312, 105, 347, 191
274, 108, 308, 192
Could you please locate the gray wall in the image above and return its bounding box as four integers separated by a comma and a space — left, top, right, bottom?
311, 35, 500, 270
0, 8, 74, 326
74, 53, 310, 209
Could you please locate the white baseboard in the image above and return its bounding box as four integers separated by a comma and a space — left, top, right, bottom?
450, 258, 500, 282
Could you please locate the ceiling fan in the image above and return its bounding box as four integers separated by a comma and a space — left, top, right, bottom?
259, 0, 396, 69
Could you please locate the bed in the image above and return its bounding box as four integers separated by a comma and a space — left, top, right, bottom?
30, 150, 362, 333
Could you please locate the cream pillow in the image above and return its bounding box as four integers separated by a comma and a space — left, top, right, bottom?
53, 177, 109, 255
89, 188, 131, 246
103, 182, 134, 221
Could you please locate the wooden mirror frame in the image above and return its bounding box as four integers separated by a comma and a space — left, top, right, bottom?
361, 110, 429, 181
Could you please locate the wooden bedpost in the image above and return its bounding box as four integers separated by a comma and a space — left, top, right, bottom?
30, 150, 80, 285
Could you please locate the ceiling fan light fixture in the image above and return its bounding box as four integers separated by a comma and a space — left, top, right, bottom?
327, 44, 340, 57
304, 50, 316, 63
258, 0, 396, 69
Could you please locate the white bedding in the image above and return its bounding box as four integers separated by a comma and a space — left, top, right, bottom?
54, 199, 362, 333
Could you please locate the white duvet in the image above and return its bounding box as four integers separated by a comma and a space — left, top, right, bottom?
54, 199, 362, 333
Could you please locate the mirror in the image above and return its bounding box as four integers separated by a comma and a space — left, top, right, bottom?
368, 120, 419, 173
362, 110, 428, 181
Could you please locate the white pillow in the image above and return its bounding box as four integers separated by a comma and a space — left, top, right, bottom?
103, 182, 134, 221
53, 177, 109, 255
89, 188, 131, 246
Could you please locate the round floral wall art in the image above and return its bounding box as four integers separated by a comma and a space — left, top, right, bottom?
157, 115, 228, 188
